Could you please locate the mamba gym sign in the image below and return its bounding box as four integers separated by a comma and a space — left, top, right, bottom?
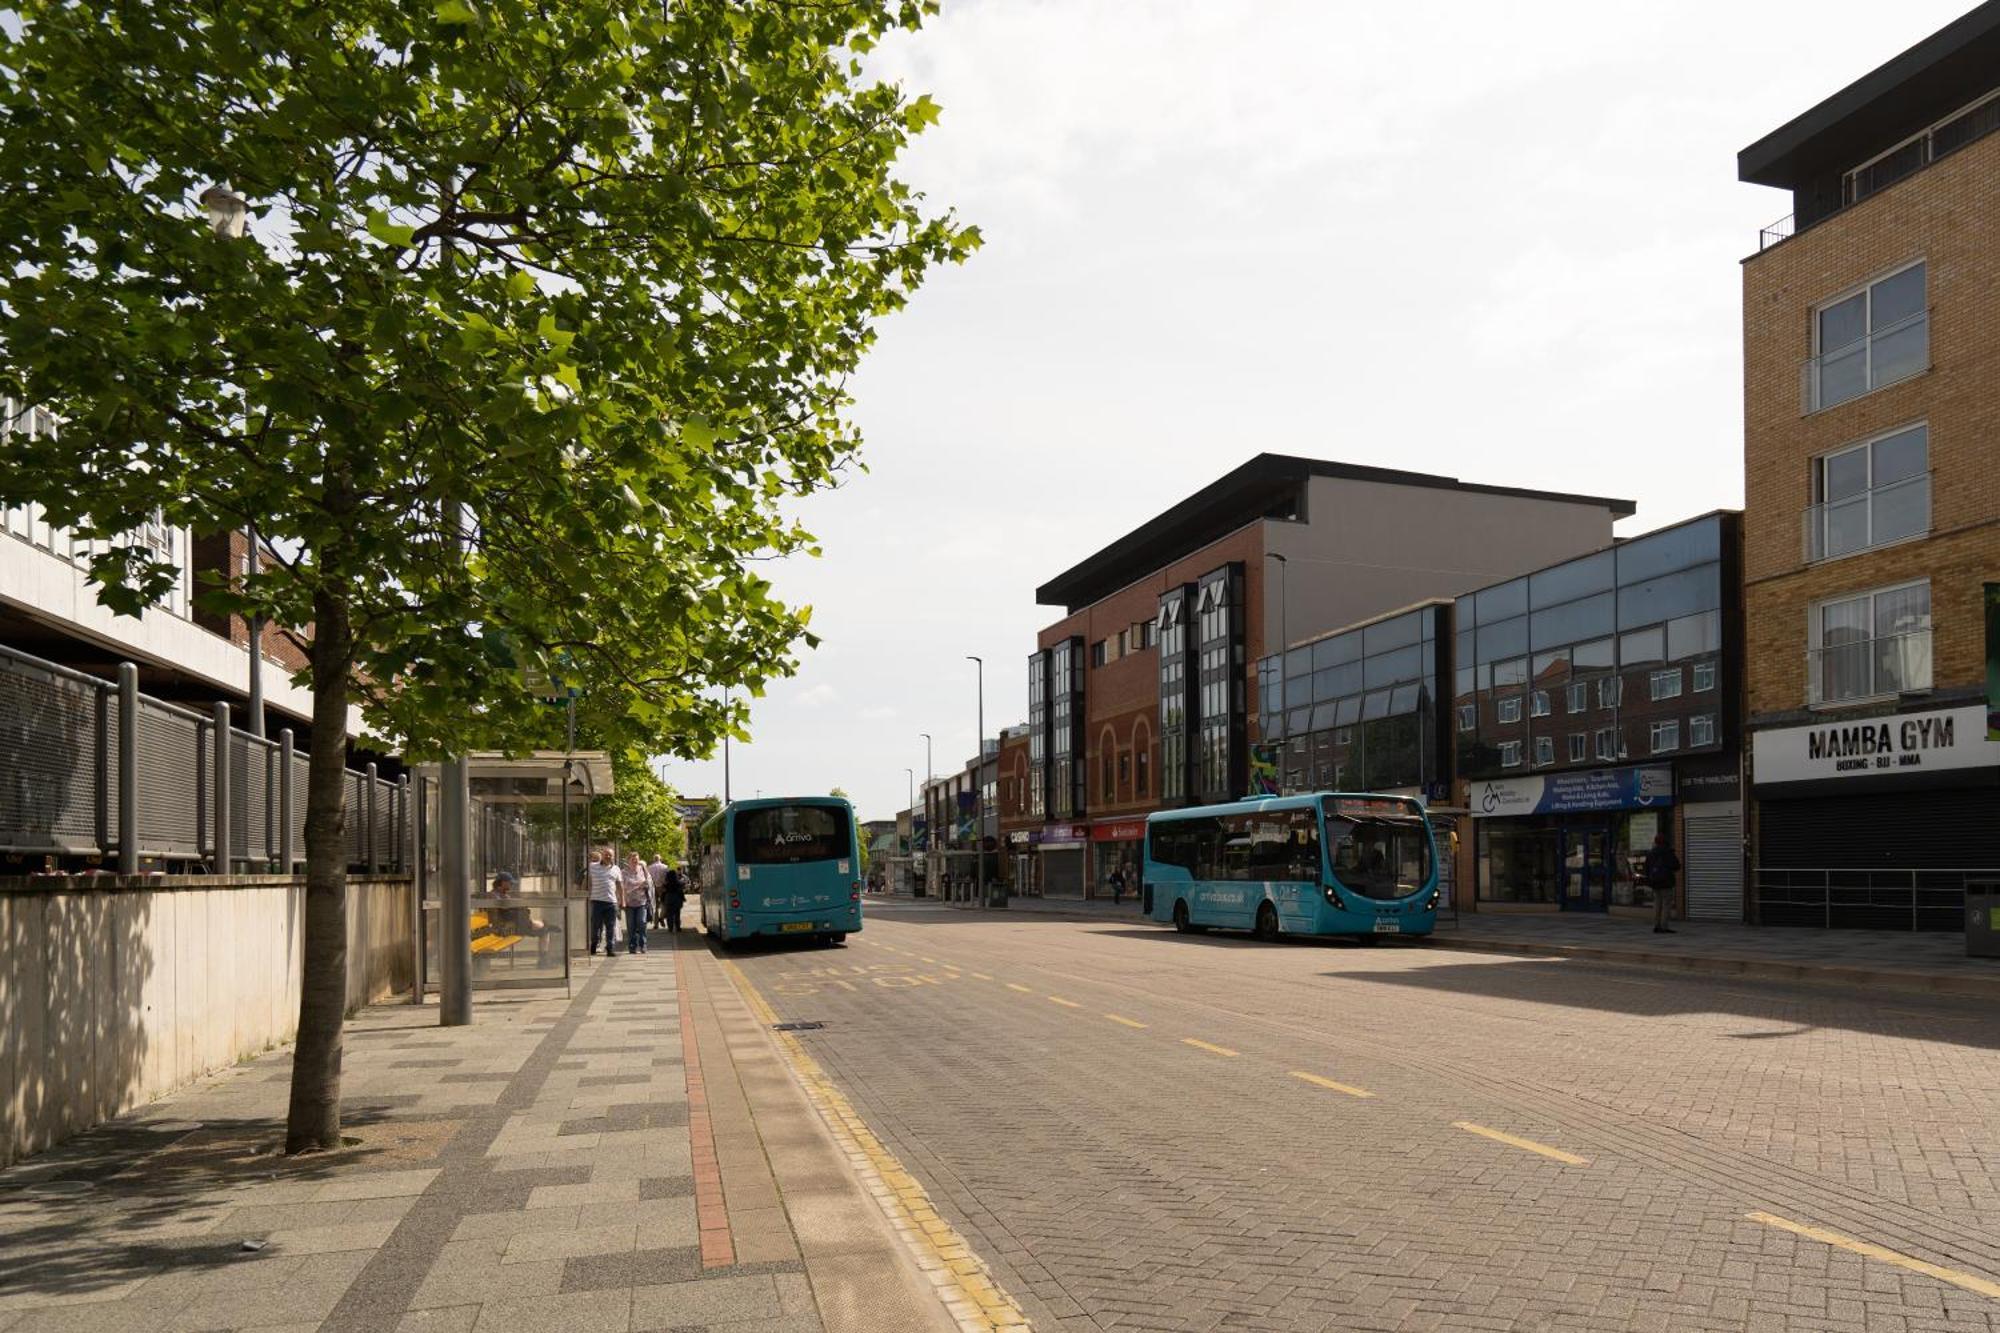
1753, 705, 2000, 786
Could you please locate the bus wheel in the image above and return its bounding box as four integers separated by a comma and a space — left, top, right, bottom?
829, 933, 847, 945
1172, 900, 1192, 934
1254, 902, 1280, 942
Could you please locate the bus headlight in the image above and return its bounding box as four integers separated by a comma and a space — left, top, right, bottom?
1425, 890, 1440, 910
1322, 885, 1347, 911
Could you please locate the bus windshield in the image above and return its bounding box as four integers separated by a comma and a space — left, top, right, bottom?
733, 805, 851, 865
1321, 798, 1432, 900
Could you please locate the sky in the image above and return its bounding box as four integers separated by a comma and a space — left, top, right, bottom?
655, 0, 1976, 822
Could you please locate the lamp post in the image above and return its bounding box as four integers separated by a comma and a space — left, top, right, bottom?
968, 655, 992, 908
920, 732, 932, 896
1265, 551, 1290, 794
201, 186, 264, 741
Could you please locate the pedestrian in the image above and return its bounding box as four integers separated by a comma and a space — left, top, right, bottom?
1108, 864, 1126, 906
621, 851, 651, 954
663, 862, 686, 934
1643, 833, 1681, 934
585, 848, 620, 957
648, 851, 670, 926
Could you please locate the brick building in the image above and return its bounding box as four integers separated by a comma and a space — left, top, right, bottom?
1018, 454, 1633, 898
1737, 2, 2000, 928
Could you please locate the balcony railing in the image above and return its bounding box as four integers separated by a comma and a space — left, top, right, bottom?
1758, 214, 1794, 251
1802, 308, 1928, 412
1801, 472, 1930, 562
1806, 628, 1932, 706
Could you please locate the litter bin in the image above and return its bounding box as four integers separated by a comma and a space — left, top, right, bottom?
1968, 880, 2000, 958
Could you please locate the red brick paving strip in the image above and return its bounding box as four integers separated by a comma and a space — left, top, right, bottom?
677, 930, 736, 1268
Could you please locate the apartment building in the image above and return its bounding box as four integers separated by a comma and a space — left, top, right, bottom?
1737, 1, 2000, 928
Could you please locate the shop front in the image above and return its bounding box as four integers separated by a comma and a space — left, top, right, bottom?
1036, 823, 1090, 898
1471, 765, 1675, 912
1005, 830, 1036, 897
1751, 704, 2000, 930
1090, 818, 1147, 899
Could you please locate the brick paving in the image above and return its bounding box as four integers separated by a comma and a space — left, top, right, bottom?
740, 903, 2000, 1331
0, 934, 831, 1332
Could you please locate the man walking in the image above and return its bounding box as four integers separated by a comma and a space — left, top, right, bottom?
1644, 832, 1681, 934
585, 848, 620, 957
1108, 863, 1127, 907
662, 862, 687, 934
620, 851, 651, 955
648, 851, 670, 927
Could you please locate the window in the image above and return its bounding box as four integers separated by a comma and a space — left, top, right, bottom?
1530, 690, 1551, 718
1809, 424, 1929, 560
1650, 720, 1680, 754
1649, 668, 1683, 701
1568, 733, 1587, 762
1137, 747, 1149, 797
1810, 580, 1931, 704
1091, 640, 1106, 668
1692, 662, 1716, 693
1597, 677, 1622, 709
1690, 714, 1716, 748
1566, 682, 1588, 714
1811, 262, 1927, 410
1103, 751, 1115, 801
1456, 703, 1476, 732
1594, 728, 1618, 761
735, 805, 852, 864
1496, 696, 1523, 724
1533, 736, 1554, 767
1499, 740, 1523, 769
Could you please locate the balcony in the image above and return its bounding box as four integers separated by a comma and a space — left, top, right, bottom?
1802, 309, 1928, 412
1802, 472, 1930, 562
1806, 629, 1932, 706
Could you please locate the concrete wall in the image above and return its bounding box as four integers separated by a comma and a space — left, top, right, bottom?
0, 874, 414, 1167
1263, 476, 1626, 655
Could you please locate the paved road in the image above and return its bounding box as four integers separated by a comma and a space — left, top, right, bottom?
725, 901, 2000, 1332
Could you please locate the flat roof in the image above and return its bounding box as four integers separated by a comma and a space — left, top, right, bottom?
1738, 1, 2000, 188
1035, 454, 1634, 612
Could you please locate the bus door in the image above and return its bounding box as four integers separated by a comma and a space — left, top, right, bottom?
1559, 826, 1611, 912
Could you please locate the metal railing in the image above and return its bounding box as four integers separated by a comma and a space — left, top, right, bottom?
1802, 308, 1928, 412
1758, 214, 1794, 251
1804, 628, 1932, 706
1755, 867, 1997, 931
1802, 473, 1930, 562
0, 640, 407, 872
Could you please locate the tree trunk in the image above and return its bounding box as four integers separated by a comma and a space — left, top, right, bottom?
286, 585, 353, 1154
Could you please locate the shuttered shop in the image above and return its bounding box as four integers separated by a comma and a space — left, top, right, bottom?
1757, 787, 2000, 929
1682, 803, 1742, 923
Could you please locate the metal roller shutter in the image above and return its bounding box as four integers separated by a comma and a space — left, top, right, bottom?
1683, 803, 1742, 922
1043, 848, 1085, 897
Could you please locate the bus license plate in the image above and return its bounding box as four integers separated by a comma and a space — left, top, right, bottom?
1372, 920, 1400, 934
779, 922, 815, 933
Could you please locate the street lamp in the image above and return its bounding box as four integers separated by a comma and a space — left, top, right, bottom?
1265, 551, 1290, 793
968, 655, 991, 908
203, 185, 263, 740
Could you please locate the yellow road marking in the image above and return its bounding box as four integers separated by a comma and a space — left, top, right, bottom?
971, 973, 993, 981
1182, 1038, 1239, 1057
1005, 983, 1033, 993
1105, 1014, 1148, 1029
1289, 1070, 1374, 1098
1747, 1211, 2000, 1300
721, 959, 1031, 1331
1047, 996, 1082, 1008
1452, 1121, 1589, 1166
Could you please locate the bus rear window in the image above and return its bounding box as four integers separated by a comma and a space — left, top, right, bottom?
734, 806, 851, 865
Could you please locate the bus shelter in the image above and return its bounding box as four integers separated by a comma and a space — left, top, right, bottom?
413, 751, 612, 997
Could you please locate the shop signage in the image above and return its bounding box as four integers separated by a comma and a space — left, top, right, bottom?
1752, 704, 2000, 787
1006, 830, 1031, 846
1092, 819, 1147, 842
1469, 765, 1673, 818
1677, 753, 1741, 804
1034, 824, 1089, 845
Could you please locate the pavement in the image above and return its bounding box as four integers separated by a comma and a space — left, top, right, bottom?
746, 899, 2000, 1331
0, 919, 964, 1333
907, 890, 2000, 998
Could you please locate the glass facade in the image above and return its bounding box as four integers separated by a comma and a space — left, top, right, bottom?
1026, 650, 1048, 820
1194, 565, 1246, 804
1256, 603, 1447, 795
1455, 516, 1729, 782
1156, 586, 1194, 805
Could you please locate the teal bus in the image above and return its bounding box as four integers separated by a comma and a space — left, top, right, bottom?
696, 796, 863, 947
1143, 793, 1439, 941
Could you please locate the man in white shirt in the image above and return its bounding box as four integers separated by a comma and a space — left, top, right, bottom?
585, 848, 620, 957
647, 854, 670, 926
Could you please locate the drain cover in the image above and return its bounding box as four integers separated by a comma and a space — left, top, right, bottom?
771, 1021, 826, 1032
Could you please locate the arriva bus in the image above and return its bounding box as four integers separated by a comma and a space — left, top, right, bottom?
697, 796, 863, 947
1143, 793, 1439, 941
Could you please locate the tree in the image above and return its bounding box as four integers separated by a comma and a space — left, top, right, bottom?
591, 753, 684, 861
0, 0, 972, 1151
